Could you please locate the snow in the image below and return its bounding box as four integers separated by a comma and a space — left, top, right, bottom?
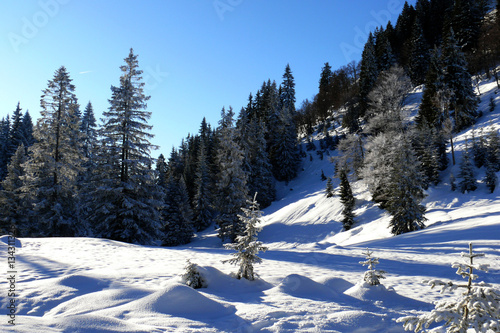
2, 77, 500, 332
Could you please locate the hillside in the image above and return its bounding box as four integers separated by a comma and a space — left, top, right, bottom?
1, 76, 500, 332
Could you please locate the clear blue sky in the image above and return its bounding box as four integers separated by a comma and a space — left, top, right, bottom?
1, 0, 414, 155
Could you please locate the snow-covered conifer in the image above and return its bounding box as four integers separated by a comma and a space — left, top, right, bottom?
339, 169, 355, 231
458, 143, 477, 193
486, 127, 500, 172
214, 107, 249, 242
325, 177, 334, 198
484, 161, 497, 193
192, 140, 214, 231
161, 176, 194, 246
359, 248, 386, 286
22, 66, 86, 236
181, 259, 207, 289
398, 243, 500, 332
223, 193, 268, 281
88, 49, 163, 244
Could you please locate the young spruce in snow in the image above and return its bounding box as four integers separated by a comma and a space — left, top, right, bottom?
223, 193, 267, 281
398, 243, 500, 333
181, 259, 207, 289
359, 248, 386, 286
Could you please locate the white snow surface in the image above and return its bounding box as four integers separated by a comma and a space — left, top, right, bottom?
2, 77, 500, 332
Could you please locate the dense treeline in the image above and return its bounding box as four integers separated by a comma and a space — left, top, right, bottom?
0, 50, 301, 245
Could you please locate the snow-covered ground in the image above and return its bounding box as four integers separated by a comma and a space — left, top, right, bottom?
1, 77, 500, 332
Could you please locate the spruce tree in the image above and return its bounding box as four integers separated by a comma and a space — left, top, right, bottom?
161, 175, 194, 246
22, 66, 86, 237
0, 145, 28, 235
458, 143, 477, 193
80, 101, 97, 159
325, 177, 334, 198
0, 117, 10, 181
359, 248, 386, 286
317, 62, 333, 120
21, 111, 35, 150
359, 33, 379, 117
88, 49, 163, 244
193, 140, 214, 231
280, 63, 296, 115
339, 169, 355, 231
442, 29, 479, 131
408, 18, 430, 86
8, 102, 24, 157
486, 127, 500, 171
222, 193, 268, 281
386, 137, 427, 235
214, 107, 249, 242
484, 161, 497, 193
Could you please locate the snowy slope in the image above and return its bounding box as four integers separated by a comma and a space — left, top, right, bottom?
1, 77, 500, 332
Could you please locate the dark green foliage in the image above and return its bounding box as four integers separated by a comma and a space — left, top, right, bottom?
486, 127, 500, 172
450, 172, 457, 191
416, 47, 445, 129
442, 29, 479, 131
359, 33, 379, 117
485, 161, 497, 193
182, 260, 207, 289
471, 129, 488, 168
458, 145, 477, 193
339, 169, 355, 231
316, 62, 334, 121
325, 177, 334, 198
162, 176, 194, 246
408, 18, 430, 86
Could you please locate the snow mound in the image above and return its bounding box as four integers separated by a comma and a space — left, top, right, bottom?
320, 276, 355, 293
0, 234, 22, 247
132, 282, 236, 319
276, 274, 339, 300
326, 310, 391, 332
344, 282, 431, 310
57, 274, 110, 293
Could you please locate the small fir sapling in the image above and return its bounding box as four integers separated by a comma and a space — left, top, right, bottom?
321, 170, 327, 181
325, 177, 334, 198
222, 193, 268, 281
181, 259, 207, 289
489, 97, 496, 112
398, 243, 500, 333
450, 172, 457, 191
359, 248, 386, 286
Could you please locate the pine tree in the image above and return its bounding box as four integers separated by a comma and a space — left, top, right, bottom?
484, 161, 497, 193
214, 107, 249, 242
442, 29, 479, 132
222, 193, 268, 281
181, 260, 207, 289
0, 145, 28, 235
161, 176, 194, 246
280, 63, 296, 115
359, 33, 379, 117
398, 243, 500, 332
80, 101, 97, 159
316, 62, 333, 120
458, 143, 477, 193
339, 169, 355, 231
325, 177, 334, 198
408, 18, 430, 86
192, 140, 214, 231
245, 118, 275, 208
471, 128, 487, 168
88, 49, 163, 244
21, 111, 35, 150
359, 248, 386, 286
0, 117, 10, 181
386, 137, 427, 235
269, 106, 300, 184
22, 66, 86, 237
486, 127, 500, 171
416, 47, 446, 129
8, 102, 25, 157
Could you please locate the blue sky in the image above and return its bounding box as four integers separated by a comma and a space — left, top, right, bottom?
1, 0, 414, 154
